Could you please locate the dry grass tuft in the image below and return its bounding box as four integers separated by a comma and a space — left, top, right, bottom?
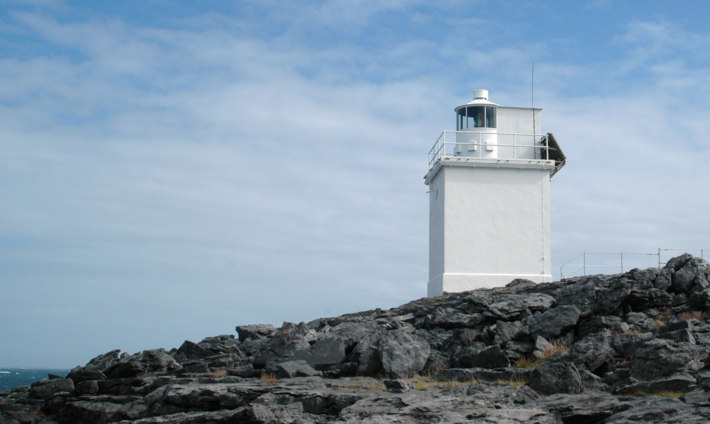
495, 377, 526, 387
542, 339, 569, 358
515, 357, 542, 369
632, 390, 684, 398
210, 368, 228, 378
515, 339, 569, 368
408, 376, 472, 390
652, 309, 672, 328
338, 383, 387, 391
654, 391, 685, 398
260, 372, 278, 383
681, 310, 704, 322
412, 379, 439, 390
332, 377, 387, 391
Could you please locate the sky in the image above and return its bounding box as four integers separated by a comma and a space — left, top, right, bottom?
2, 0, 710, 368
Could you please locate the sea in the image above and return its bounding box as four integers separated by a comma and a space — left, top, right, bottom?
0, 369, 69, 393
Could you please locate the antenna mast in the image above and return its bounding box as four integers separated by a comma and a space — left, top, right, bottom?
531, 62, 535, 135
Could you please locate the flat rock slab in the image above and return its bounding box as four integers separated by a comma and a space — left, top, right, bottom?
276, 360, 322, 379
535, 390, 631, 423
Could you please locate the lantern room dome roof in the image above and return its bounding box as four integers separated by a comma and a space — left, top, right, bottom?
455, 88, 500, 110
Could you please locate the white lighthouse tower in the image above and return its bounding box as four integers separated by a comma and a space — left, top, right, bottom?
425, 89, 565, 297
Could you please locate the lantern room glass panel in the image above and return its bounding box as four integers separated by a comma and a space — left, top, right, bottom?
456, 105, 497, 129
467, 106, 483, 128
457, 108, 466, 130
485, 106, 496, 128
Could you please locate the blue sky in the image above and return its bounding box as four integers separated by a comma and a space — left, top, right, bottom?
2, 0, 710, 368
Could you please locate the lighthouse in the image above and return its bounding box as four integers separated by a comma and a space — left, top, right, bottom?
425, 89, 565, 297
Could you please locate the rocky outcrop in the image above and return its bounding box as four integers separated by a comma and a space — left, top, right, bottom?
3, 253, 710, 422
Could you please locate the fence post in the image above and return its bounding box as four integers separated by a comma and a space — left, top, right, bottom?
583, 253, 587, 276
620, 252, 624, 273
658, 248, 661, 268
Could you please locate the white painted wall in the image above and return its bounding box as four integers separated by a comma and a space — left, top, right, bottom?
496, 107, 543, 160
497, 107, 541, 134
426, 160, 554, 297
428, 172, 445, 284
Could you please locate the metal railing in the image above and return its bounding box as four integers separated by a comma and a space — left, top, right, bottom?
428, 130, 551, 169
559, 248, 706, 279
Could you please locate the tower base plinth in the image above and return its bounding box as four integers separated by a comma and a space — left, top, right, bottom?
427, 273, 553, 297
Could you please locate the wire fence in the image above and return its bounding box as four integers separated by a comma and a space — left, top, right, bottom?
559, 248, 706, 279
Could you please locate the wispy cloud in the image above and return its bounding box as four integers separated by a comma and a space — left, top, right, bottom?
1, 2, 709, 367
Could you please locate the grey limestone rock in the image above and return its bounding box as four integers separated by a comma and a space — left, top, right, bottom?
566, 334, 615, 374
527, 305, 581, 340
436, 367, 533, 383
236, 323, 277, 341
654, 320, 696, 343
506, 278, 537, 289
624, 311, 656, 330
293, 336, 346, 370
462, 407, 559, 424
350, 334, 382, 376
493, 320, 530, 345
504, 340, 535, 362
424, 307, 486, 328
173, 340, 210, 361
527, 361, 583, 395
629, 338, 706, 380
603, 396, 704, 424
326, 319, 384, 349
28, 378, 75, 400
66, 367, 106, 383
486, 292, 556, 320
682, 388, 710, 406
383, 379, 413, 392
252, 322, 312, 367
576, 315, 626, 337
106, 349, 183, 379
7, 255, 710, 423
379, 329, 430, 378
442, 328, 483, 354
535, 390, 631, 423
613, 377, 650, 395
648, 372, 697, 394
57, 400, 138, 424
467, 344, 510, 369
69, 349, 121, 379
276, 360, 322, 378
451, 342, 486, 367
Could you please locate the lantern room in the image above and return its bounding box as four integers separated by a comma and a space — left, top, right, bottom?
453, 89, 500, 158
455, 89, 498, 130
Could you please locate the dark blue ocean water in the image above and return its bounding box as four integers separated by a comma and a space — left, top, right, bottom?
0, 369, 69, 393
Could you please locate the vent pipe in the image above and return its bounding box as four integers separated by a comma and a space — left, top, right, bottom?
473, 89, 489, 101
